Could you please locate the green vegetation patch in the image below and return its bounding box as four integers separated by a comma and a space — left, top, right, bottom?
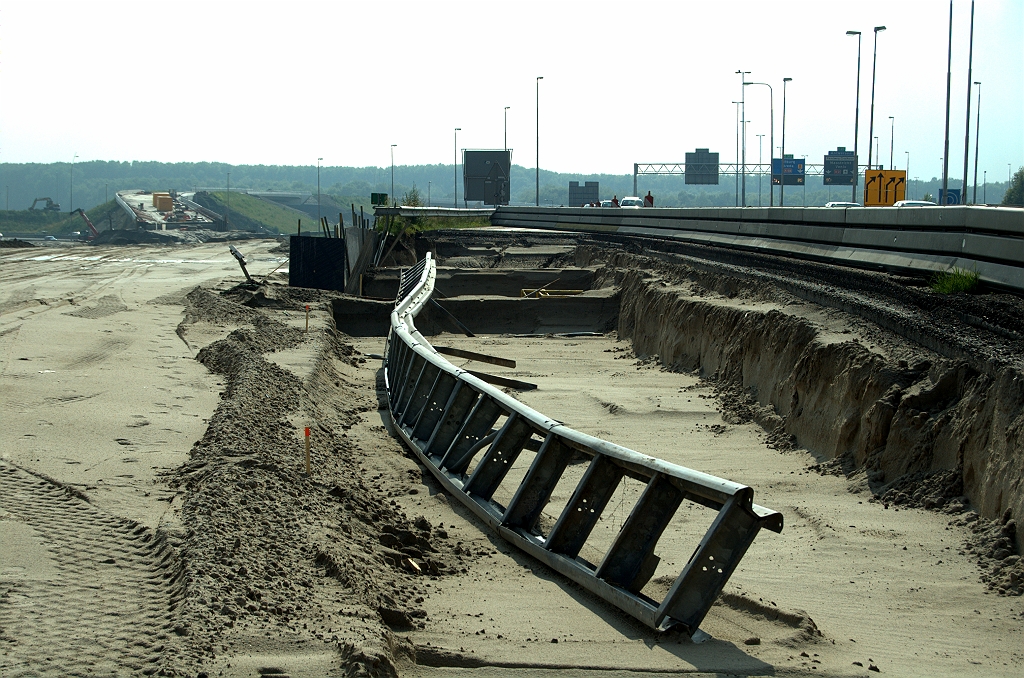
931, 266, 980, 294
200, 192, 305, 234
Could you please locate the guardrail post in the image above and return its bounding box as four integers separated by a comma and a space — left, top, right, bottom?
411, 373, 459, 441
463, 413, 535, 501
440, 398, 505, 474
401, 363, 441, 427
655, 490, 767, 632
595, 472, 683, 593
423, 386, 479, 459
503, 434, 575, 532
544, 454, 625, 559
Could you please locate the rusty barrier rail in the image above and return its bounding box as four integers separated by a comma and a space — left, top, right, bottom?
385, 252, 783, 635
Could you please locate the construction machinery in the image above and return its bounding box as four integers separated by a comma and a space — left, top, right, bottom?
30, 197, 62, 212
71, 208, 100, 241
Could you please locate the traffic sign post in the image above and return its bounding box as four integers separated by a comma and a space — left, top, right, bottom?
863, 170, 907, 206
771, 157, 805, 186
938, 189, 961, 205
823, 148, 858, 186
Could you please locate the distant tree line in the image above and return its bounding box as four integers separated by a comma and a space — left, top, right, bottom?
0, 160, 1013, 213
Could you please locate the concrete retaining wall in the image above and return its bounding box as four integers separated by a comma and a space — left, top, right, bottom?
491, 206, 1024, 291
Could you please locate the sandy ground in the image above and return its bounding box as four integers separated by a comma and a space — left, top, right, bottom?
356, 332, 1024, 677
2, 239, 1022, 677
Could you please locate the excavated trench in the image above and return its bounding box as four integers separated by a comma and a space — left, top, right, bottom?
337, 240, 1024, 596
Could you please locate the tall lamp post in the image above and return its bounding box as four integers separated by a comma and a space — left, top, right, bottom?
390, 145, 397, 207
867, 25, 886, 172
428, 181, 431, 207
972, 81, 982, 203
941, 1, 954, 202
847, 30, 863, 202
780, 78, 792, 206
453, 130, 460, 207
962, 1, 976, 202
536, 76, 543, 206
504, 106, 510, 151
732, 101, 741, 206
888, 116, 894, 170
744, 81, 773, 206
756, 133, 765, 207
70, 153, 78, 213
737, 70, 750, 206
905, 151, 911, 198
317, 157, 322, 224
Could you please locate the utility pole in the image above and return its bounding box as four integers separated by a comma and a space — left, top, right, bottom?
847, 30, 863, 203
941, 1, 953, 203
536, 76, 543, 206
780, 78, 792, 206
867, 26, 886, 173
962, 1, 976, 202
737, 70, 750, 206
453, 130, 460, 207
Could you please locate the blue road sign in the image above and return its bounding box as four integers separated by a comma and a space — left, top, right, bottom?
772, 158, 805, 186
938, 189, 961, 205
823, 148, 858, 186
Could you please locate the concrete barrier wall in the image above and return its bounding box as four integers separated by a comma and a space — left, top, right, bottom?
492, 206, 1024, 291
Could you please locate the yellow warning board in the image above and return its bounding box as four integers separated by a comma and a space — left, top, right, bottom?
863, 170, 907, 206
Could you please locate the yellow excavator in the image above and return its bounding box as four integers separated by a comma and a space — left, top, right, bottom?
29, 197, 62, 212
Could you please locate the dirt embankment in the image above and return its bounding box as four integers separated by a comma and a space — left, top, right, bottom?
162, 286, 471, 676
583, 248, 1023, 595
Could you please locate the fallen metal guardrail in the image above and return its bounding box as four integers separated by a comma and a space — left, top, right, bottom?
385, 253, 783, 636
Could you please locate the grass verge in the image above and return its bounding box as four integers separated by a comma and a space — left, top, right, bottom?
931, 266, 980, 294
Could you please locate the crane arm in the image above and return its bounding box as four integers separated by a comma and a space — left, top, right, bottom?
72, 208, 100, 239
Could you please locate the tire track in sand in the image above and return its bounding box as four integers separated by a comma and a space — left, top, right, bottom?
0, 461, 183, 676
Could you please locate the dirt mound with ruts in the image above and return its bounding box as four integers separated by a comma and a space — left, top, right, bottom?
160, 287, 474, 676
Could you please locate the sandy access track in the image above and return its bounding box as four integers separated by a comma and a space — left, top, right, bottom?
1, 237, 1023, 677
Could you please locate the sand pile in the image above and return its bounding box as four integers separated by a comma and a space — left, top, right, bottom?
161, 287, 472, 676
0, 238, 35, 248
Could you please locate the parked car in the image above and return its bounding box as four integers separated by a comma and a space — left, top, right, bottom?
825, 201, 862, 208
619, 196, 645, 208
893, 200, 937, 207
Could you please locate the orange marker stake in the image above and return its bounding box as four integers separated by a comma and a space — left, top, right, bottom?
305, 305, 310, 332
304, 427, 311, 475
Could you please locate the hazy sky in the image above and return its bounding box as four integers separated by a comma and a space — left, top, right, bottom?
1, 0, 1021, 182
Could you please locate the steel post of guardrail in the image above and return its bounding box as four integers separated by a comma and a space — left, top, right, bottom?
385, 252, 783, 636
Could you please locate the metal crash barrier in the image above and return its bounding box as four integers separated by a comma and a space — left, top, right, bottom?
385, 253, 783, 635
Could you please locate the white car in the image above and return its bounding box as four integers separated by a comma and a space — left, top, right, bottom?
619, 196, 645, 208
600, 200, 614, 208
825, 201, 862, 208
893, 200, 937, 207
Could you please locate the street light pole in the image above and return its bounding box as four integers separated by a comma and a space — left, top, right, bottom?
781, 78, 792, 206
390, 145, 397, 207
941, 0, 954, 202
905, 151, 911, 198
744, 81, 774, 206
962, 1, 976, 202
317, 157, 322, 224
972, 82, 982, 204
732, 101, 741, 206
867, 25, 886, 172
874, 137, 879, 168
756, 133, 765, 207
847, 30, 863, 202
504, 106, 510, 151
536, 76, 543, 207
888, 116, 894, 170
70, 153, 77, 213
453, 130, 460, 207
737, 70, 750, 206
